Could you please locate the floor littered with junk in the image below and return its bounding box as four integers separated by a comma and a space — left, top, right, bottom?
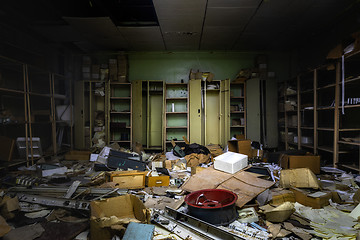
0, 142, 360, 240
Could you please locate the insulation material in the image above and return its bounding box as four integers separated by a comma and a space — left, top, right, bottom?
295, 203, 359, 239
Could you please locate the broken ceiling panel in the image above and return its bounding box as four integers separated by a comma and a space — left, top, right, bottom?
207, 0, 262, 8
63, 17, 129, 49
153, 0, 207, 50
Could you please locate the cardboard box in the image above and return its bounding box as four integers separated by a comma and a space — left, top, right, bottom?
280, 154, 320, 174
146, 175, 170, 187
0, 136, 15, 161
252, 149, 263, 158
214, 152, 248, 174
106, 171, 147, 189
284, 101, 295, 111
90, 195, 150, 240
270, 189, 296, 205
64, 150, 91, 161
290, 187, 332, 209
280, 168, 320, 189
228, 139, 252, 157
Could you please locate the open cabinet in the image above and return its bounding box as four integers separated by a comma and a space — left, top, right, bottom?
75, 80, 106, 149
107, 82, 132, 148
133, 80, 164, 151
164, 83, 189, 151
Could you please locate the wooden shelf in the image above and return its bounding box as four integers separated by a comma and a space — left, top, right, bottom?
341, 104, 360, 109
0, 87, 25, 94
339, 128, 360, 131
343, 76, 360, 84
230, 111, 245, 113
301, 126, 314, 130
300, 89, 313, 94
338, 164, 360, 172
317, 106, 335, 110
301, 144, 314, 149
28, 92, 51, 98
230, 96, 245, 99
317, 146, 334, 153
166, 126, 187, 129
166, 97, 187, 100
110, 82, 131, 85
317, 127, 334, 131
110, 111, 131, 114
166, 140, 185, 143
110, 140, 131, 143
317, 146, 348, 153
165, 83, 187, 86
166, 112, 187, 114
317, 83, 336, 90
231, 125, 245, 128
338, 140, 360, 146
110, 97, 131, 100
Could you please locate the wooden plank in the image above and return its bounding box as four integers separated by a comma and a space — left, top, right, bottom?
0, 136, 15, 161
334, 62, 340, 167
314, 69, 318, 153
297, 75, 301, 150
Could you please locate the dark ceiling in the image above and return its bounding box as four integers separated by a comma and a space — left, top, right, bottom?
1, 0, 360, 52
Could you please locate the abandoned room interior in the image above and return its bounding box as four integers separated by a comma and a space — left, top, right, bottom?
1, 0, 360, 239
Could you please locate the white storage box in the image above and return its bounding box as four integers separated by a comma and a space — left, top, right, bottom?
214, 152, 248, 174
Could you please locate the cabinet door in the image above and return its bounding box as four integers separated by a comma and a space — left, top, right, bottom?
189, 79, 202, 144
132, 80, 143, 145
246, 78, 261, 142
205, 86, 220, 145
74, 81, 85, 149
220, 79, 230, 147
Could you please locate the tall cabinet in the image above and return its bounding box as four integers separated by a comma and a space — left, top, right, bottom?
189, 79, 230, 148
164, 83, 189, 151
132, 80, 164, 151
107, 82, 132, 148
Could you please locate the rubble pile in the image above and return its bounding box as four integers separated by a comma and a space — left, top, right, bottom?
0, 141, 359, 240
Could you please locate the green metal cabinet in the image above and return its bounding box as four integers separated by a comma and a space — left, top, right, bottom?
189, 79, 229, 147
132, 80, 164, 150
189, 79, 203, 144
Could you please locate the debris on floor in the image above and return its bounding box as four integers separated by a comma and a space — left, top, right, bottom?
0, 141, 360, 240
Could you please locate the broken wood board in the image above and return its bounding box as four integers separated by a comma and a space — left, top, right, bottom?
0, 136, 15, 161
181, 166, 275, 208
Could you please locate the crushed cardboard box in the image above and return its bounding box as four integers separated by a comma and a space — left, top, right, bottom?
90, 195, 150, 240
262, 202, 295, 222
280, 168, 320, 189
280, 154, 320, 174
228, 139, 252, 157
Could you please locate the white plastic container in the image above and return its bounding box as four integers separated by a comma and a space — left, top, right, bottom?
214, 152, 248, 174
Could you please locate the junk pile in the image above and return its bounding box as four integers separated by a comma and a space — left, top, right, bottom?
0, 139, 360, 240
